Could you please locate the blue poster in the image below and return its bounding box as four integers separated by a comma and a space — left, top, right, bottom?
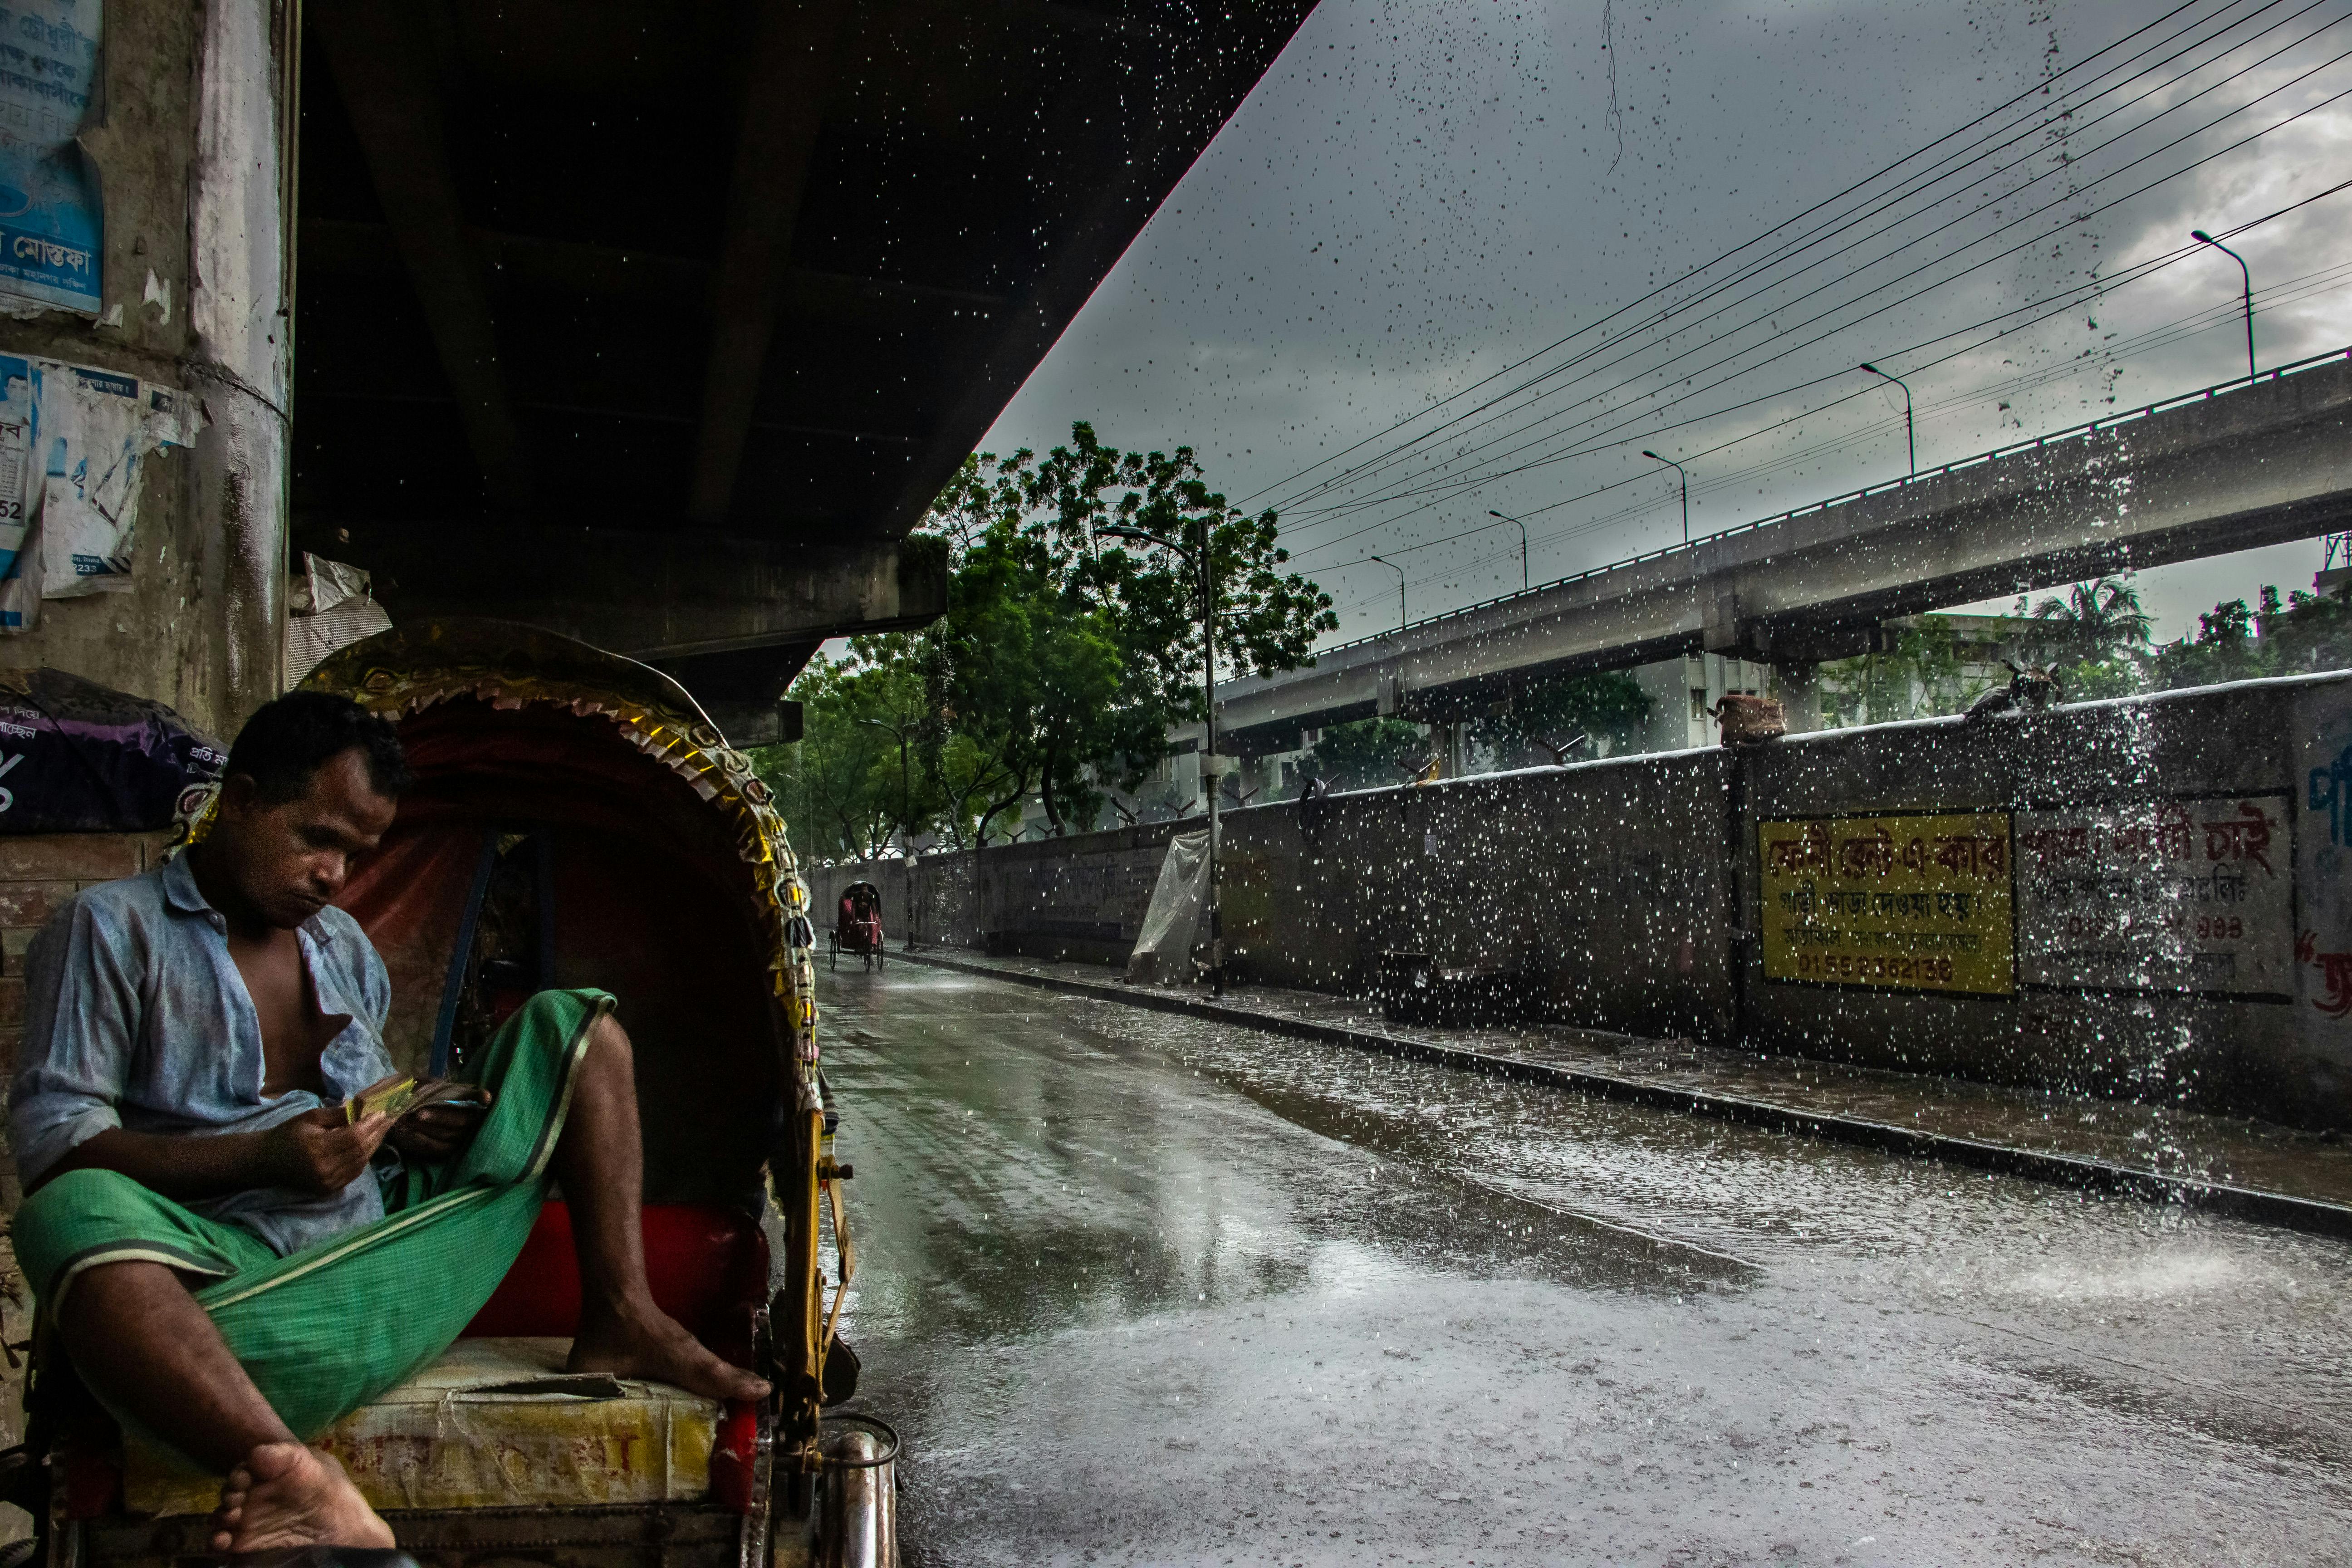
0, 1, 100, 316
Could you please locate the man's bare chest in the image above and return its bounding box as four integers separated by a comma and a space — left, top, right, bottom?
225, 935, 341, 1098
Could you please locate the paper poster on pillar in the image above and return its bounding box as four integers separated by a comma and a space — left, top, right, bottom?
0, 353, 34, 629
29, 360, 198, 598
0, 0, 103, 316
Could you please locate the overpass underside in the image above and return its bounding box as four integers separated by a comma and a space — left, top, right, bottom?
1221, 350, 2352, 750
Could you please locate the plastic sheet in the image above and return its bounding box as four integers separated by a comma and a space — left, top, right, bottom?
0, 666, 223, 833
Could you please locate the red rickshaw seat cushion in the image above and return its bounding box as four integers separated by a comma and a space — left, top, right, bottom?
463, 1200, 770, 1345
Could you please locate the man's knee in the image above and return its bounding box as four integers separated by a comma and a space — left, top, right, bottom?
584, 1008, 631, 1063
17, 1165, 152, 1246
15, 1166, 173, 1311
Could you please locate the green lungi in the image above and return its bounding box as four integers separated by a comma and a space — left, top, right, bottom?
12, 987, 613, 1449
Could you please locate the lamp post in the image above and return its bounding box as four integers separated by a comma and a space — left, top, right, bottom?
856, 715, 917, 948
1485, 510, 1531, 591
1095, 514, 1226, 995
2191, 229, 2256, 384
1857, 362, 1915, 475
1641, 451, 1690, 545
1367, 554, 1406, 631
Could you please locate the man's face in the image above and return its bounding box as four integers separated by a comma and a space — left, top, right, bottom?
211, 749, 399, 930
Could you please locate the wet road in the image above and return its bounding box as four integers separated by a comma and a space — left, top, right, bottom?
817, 963, 2352, 1567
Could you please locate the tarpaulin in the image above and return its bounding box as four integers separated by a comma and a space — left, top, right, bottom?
0, 666, 223, 833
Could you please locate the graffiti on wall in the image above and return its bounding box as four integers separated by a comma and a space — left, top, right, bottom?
1759, 812, 2014, 995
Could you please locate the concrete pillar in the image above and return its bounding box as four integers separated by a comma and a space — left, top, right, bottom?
0, 1, 292, 741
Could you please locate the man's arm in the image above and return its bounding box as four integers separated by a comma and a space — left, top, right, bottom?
10, 898, 394, 1201
36, 1111, 393, 1200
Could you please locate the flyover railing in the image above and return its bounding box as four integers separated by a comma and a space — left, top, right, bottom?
1284, 343, 2352, 670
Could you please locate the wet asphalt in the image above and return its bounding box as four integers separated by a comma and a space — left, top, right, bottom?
816, 962, 2352, 1567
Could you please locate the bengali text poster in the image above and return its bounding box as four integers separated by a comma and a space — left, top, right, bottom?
1759, 812, 2014, 995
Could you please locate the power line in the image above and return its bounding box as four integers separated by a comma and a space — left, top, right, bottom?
1314, 201, 2352, 622
1235, 0, 2244, 510
1255, 0, 2311, 518
1287, 78, 2352, 544
1278, 0, 2347, 527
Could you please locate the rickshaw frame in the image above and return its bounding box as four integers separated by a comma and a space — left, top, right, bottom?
6, 622, 877, 1568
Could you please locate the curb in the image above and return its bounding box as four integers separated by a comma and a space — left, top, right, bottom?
891, 949, 2352, 1242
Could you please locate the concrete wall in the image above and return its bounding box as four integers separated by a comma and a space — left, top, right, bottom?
809, 671, 2352, 1130
813, 820, 1184, 964
0, 1, 293, 740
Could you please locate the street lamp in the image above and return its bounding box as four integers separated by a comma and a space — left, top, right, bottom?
2191, 229, 2256, 384
1641, 451, 1689, 545
1858, 362, 1915, 476
1485, 510, 1531, 591
1094, 515, 1227, 996
1367, 554, 1406, 631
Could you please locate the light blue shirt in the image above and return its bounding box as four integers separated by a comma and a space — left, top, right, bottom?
9, 853, 398, 1256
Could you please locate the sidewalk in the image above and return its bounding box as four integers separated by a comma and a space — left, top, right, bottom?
887, 947, 2352, 1239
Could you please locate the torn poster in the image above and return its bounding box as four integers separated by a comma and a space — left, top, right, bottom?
33, 360, 199, 598
0, 357, 198, 628
284, 553, 392, 686
0, 0, 104, 316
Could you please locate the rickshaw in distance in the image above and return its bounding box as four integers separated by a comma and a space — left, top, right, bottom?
831, 884, 885, 971
10, 621, 894, 1568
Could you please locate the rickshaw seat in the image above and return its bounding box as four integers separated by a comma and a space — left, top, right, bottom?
462, 1200, 770, 1348
118, 1202, 771, 1518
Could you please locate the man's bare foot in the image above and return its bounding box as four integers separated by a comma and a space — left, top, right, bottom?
569, 1301, 772, 1403
209, 1442, 395, 1553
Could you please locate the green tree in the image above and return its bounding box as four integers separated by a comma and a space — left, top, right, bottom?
1303, 718, 1431, 790
755, 655, 901, 861
1818, 619, 1995, 725
2025, 577, 2153, 666
924, 423, 1336, 836
1477, 670, 1652, 758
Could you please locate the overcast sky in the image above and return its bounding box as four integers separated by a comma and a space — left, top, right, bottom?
980, 0, 2352, 646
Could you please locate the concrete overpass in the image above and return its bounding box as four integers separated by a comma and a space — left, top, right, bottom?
1218, 346, 2352, 752
292, 0, 1318, 741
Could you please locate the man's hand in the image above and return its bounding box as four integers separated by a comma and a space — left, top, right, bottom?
385, 1104, 482, 1167
262, 1107, 392, 1196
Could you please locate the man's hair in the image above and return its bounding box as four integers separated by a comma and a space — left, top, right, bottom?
226, 692, 413, 805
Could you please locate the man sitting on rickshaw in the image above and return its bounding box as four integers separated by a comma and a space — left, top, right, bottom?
6, 694, 769, 1553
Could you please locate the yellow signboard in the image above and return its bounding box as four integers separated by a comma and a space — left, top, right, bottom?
1759, 812, 2014, 995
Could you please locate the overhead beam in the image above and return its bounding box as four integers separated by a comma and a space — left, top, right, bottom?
304, 385, 920, 447
882, 5, 1317, 533
687, 0, 850, 528
301, 219, 1013, 318
310, 0, 533, 508
305, 519, 949, 662
1212, 356, 2352, 745
652, 642, 823, 748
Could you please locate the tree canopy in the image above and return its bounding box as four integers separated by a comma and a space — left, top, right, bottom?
756, 423, 1337, 848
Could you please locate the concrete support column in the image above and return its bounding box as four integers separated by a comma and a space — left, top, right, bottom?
0, 0, 292, 740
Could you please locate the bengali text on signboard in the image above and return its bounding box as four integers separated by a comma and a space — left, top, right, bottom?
1759, 812, 2014, 995
2013, 796, 2292, 995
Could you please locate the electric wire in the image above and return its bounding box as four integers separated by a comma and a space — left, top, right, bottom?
1277, 0, 2348, 527
1237, 0, 2239, 508
1248, 0, 2300, 514
1286, 34, 2352, 532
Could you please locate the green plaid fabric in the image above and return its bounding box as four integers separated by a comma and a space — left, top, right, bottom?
14, 988, 612, 1449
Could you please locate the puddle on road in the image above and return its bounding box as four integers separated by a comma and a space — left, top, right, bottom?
816, 965, 2352, 1568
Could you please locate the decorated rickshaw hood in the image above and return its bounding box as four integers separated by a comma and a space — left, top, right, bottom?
283, 620, 819, 1018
